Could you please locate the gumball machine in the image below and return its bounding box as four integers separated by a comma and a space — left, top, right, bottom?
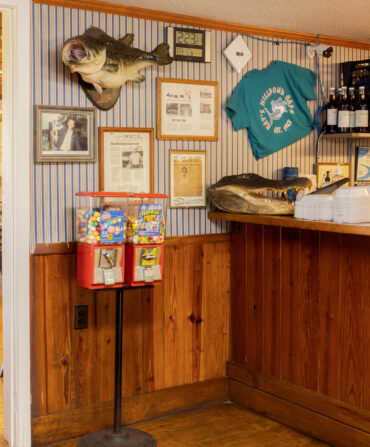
75, 192, 168, 447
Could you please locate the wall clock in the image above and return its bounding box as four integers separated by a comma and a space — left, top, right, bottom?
167, 26, 211, 63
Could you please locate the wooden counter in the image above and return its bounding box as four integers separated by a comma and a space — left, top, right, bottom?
208, 211, 370, 236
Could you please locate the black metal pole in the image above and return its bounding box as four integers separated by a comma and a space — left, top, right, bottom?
114, 288, 124, 433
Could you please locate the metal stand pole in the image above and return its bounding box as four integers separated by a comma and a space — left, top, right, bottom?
78, 287, 156, 447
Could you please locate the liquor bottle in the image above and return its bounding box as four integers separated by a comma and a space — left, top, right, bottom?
337, 86, 350, 133
355, 86, 369, 133
348, 87, 356, 133
326, 87, 337, 134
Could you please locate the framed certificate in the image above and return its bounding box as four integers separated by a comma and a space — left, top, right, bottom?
157, 78, 219, 141
169, 150, 206, 208
99, 127, 154, 193
355, 147, 370, 183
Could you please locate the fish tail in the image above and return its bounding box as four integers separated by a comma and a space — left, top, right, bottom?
151, 43, 172, 65
264, 107, 273, 125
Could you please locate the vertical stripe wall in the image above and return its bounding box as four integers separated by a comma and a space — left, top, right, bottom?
32, 4, 370, 245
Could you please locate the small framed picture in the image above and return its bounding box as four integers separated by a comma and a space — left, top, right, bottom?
169, 150, 206, 208
99, 127, 154, 193
355, 147, 370, 183
316, 162, 351, 188
34, 105, 96, 162
157, 78, 219, 141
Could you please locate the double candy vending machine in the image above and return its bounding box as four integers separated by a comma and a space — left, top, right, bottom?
75, 192, 168, 289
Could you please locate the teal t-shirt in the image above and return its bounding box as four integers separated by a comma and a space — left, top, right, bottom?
226, 61, 317, 160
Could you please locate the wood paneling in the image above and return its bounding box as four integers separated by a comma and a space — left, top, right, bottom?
31, 378, 228, 446
30, 234, 230, 442
230, 224, 370, 412
33, 0, 370, 50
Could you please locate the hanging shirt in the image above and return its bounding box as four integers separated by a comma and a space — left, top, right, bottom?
226, 61, 317, 160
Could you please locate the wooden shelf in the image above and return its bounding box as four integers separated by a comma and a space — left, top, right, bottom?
322, 133, 370, 139
208, 211, 370, 236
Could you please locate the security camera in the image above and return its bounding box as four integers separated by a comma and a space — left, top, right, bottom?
307, 44, 333, 59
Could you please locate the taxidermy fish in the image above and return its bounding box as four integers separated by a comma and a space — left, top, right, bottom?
62, 26, 172, 95
207, 173, 312, 215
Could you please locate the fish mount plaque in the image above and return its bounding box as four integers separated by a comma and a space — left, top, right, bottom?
62, 26, 172, 111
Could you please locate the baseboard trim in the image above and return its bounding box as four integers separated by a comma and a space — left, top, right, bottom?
31, 377, 228, 446
228, 362, 370, 447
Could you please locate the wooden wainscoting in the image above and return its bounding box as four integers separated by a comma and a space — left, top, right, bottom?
30, 234, 230, 445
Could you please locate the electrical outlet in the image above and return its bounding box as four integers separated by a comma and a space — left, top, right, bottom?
74, 305, 88, 330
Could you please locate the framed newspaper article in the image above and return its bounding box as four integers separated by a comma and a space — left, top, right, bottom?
157, 78, 219, 141
99, 127, 154, 193
169, 150, 207, 208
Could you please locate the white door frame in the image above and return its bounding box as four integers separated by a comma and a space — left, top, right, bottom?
1, 0, 31, 445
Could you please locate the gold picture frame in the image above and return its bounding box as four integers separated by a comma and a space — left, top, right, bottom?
316, 162, 352, 188
169, 150, 207, 208
99, 127, 154, 193
157, 78, 219, 141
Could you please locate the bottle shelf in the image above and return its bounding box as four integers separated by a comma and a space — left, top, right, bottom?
322, 133, 370, 139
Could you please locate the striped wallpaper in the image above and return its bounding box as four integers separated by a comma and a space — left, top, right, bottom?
32, 3, 370, 245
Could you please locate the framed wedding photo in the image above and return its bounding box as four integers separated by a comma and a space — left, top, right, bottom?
99, 127, 154, 193
169, 149, 207, 208
157, 78, 219, 141
34, 105, 96, 162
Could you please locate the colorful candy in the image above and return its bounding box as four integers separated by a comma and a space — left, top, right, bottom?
126, 216, 165, 244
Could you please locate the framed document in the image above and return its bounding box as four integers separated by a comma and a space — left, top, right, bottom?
316, 162, 351, 188
157, 78, 219, 141
169, 150, 206, 208
34, 105, 96, 163
355, 147, 370, 183
99, 127, 154, 192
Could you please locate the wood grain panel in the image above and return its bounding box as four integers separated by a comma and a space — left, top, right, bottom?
230, 223, 247, 364
339, 235, 364, 407
44, 254, 73, 413
228, 362, 370, 435
280, 228, 300, 385
30, 255, 48, 417
31, 234, 230, 429
95, 290, 116, 403
245, 224, 264, 370
318, 232, 341, 399
32, 378, 229, 445
362, 236, 370, 410
230, 379, 370, 447
298, 230, 320, 392
262, 226, 281, 377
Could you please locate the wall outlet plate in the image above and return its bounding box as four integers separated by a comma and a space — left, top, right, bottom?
74, 305, 88, 330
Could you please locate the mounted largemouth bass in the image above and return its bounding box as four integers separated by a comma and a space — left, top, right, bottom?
208, 173, 312, 215
62, 26, 172, 109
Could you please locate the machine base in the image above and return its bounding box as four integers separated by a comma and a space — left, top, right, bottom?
77, 427, 156, 447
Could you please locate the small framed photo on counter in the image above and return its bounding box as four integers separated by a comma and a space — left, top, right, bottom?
316, 162, 351, 188
99, 127, 154, 193
157, 78, 219, 141
34, 105, 96, 163
355, 147, 370, 183
169, 150, 206, 208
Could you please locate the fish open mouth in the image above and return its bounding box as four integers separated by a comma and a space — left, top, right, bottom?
62, 40, 88, 64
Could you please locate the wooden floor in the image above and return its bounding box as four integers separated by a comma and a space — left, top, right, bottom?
51, 404, 328, 447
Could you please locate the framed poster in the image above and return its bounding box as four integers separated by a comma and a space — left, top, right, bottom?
157, 78, 219, 141
355, 147, 370, 183
169, 150, 206, 208
34, 105, 96, 162
99, 127, 154, 193
316, 162, 351, 188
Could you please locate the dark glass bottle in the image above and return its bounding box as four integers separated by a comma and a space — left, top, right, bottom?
355, 86, 369, 133
348, 87, 356, 133
337, 87, 350, 133
326, 87, 337, 134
